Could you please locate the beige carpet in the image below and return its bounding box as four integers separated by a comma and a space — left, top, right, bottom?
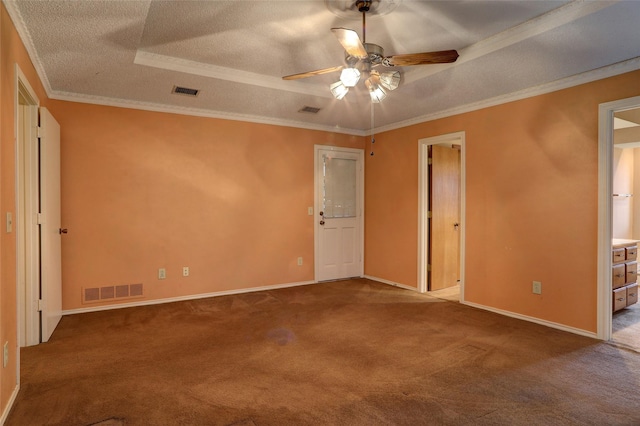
6, 278, 640, 425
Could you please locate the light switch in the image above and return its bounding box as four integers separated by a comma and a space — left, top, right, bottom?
308, 207, 313, 215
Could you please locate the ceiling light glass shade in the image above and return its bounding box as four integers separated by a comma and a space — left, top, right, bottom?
330, 81, 349, 100
365, 77, 387, 103
340, 67, 361, 87
379, 71, 401, 91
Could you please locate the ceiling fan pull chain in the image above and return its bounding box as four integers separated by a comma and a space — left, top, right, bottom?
370, 100, 375, 156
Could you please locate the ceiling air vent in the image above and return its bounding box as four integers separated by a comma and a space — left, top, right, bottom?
298, 106, 321, 114
172, 85, 200, 97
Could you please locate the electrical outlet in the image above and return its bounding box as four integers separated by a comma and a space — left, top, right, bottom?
182, 266, 189, 277
158, 268, 166, 280
532, 281, 542, 295
3, 341, 8, 368
297, 257, 303, 266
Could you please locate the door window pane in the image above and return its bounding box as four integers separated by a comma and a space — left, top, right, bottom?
323, 156, 356, 218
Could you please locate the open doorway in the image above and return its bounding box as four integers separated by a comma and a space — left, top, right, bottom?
16, 66, 63, 348
609, 107, 640, 350
418, 132, 466, 301
16, 66, 41, 347
598, 95, 640, 346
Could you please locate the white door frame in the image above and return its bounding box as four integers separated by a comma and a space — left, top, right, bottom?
597, 95, 640, 340
314, 145, 364, 282
15, 65, 41, 349
418, 132, 466, 297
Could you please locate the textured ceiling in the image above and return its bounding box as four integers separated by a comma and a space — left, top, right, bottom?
4, 0, 640, 135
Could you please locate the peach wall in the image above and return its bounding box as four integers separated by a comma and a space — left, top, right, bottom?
47, 100, 363, 311
365, 70, 640, 333
0, 3, 50, 417
1, 0, 640, 417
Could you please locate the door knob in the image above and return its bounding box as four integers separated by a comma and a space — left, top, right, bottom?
453, 223, 459, 230
320, 220, 325, 226
59, 228, 68, 234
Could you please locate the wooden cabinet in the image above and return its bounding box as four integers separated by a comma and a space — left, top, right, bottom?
613, 287, 627, 312
612, 241, 639, 312
613, 263, 626, 289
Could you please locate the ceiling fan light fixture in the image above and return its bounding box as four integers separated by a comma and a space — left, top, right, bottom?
365, 77, 386, 103
379, 70, 401, 91
330, 81, 349, 100
340, 67, 360, 87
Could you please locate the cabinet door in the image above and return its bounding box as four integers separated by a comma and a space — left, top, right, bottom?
613, 287, 627, 312
627, 261, 638, 284
627, 284, 638, 306
613, 248, 626, 264
613, 264, 626, 289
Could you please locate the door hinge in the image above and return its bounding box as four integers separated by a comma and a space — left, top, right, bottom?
427, 211, 432, 219
427, 264, 432, 272
37, 213, 43, 225
428, 158, 433, 165
37, 299, 44, 312
37, 126, 42, 138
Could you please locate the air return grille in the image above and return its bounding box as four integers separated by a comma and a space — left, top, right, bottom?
298, 106, 321, 114
83, 283, 144, 304
172, 85, 200, 97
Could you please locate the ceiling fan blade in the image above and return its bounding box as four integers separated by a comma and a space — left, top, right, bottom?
385, 50, 459, 67
282, 65, 344, 80
331, 28, 368, 60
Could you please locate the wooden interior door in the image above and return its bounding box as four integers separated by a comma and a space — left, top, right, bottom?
429, 144, 461, 291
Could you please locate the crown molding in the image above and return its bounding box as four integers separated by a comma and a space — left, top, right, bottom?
49, 55, 640, 138
374, 56, 640, 135
3, 0, 54, 96
49, 90, 367, 136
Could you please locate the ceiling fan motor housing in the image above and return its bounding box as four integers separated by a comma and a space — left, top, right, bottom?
364, 43, 384, 64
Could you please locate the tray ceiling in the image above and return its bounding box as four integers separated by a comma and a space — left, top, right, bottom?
4, 0, 640, 135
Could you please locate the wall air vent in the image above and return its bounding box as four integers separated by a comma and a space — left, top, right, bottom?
172, 86, 200, 97
82, 283, 144, 304
298, 106, 321, 114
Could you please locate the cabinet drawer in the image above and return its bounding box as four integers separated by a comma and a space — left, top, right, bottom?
627, 246, 638, 261
613, 264, 626, 289
613, 287, 627, 312
627, 283, 638, 306
613, 248, 626, 263
626, 261, 638, 284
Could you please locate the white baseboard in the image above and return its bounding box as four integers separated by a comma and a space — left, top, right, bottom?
462, 300, 598, 339
63, 280, 317, 316
363, 275, 420, 292
365, 275, 597, 339
61, 276, 596, 340
1, 385, 20, 425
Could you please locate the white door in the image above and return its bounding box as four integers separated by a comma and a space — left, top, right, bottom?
315, 147, 364, 282
39, 107, 62, 342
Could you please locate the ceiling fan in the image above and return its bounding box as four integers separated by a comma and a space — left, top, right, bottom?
282, 0, 459, 102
